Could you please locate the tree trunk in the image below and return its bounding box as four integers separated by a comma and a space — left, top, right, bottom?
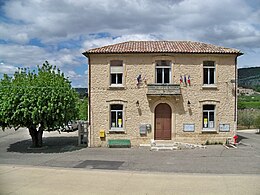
29, 126, 44, 148
37, 125, 44, 147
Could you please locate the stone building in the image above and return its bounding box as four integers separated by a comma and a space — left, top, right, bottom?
83, 41, 243, 147
237, 87, 255, 96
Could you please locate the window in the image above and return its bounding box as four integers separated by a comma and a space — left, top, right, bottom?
110, 60, 123, 86
111, 73, 122, 84
203, 105, 215, 129
156, 60, 171, 84
203, 61, 215, 85
110, 104, 123, 130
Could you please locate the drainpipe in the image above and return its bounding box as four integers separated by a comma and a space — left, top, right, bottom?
83, 52, 91, 148
88, 55, 92, 147
234, 56, 238, 135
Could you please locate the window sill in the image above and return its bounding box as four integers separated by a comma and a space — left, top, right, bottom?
109, 128, 125, 133
109, 85, 125, 90
202, 85, 217, 89
202, 128, 217, 133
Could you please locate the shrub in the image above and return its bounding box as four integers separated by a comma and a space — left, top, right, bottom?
254, 114, 260, 132
238, 110, 255, 129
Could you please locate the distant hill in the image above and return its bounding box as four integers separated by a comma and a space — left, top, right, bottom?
74, 88, 88, 98
238, 67, 260, 92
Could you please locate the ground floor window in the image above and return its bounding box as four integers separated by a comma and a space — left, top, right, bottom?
203, 105, 215, 129
110, 104, 123, 130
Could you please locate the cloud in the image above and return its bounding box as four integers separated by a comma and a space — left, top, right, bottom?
0, 44, 82, 68
82, 34, 159, 51
66, 70, 82, 79
0, 44, 48, 67
63, 69, 88, 88
0, 63, 18, 74
0, 44, 87, 86
0, 23, 30, 44
2, 0, 258, 47
0, 0, 260, 87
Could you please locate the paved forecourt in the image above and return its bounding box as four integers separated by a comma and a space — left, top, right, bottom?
0, 165, 259, 195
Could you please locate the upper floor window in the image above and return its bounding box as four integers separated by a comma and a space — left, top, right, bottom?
110, 104, 123, 130
203, 105, 215, 129
203, 61, 215, 85
156, 60, 171, 84
110, 60, 123, 86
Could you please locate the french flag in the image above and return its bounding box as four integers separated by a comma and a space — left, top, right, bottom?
188, 75, 191, 85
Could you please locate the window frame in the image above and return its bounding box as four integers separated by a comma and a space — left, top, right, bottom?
202, 105, 216, 131
110, 60, 124, 87
203, 61, 215, 86
109, 104, 124, 132
155, 60, 171, 84
111, 73, 123, 85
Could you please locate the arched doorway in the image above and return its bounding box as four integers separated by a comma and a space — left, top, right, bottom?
155, 103, 172, 140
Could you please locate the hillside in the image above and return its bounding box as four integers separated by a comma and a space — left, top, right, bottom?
74, 88, 88, 98
238, 67, 260, 92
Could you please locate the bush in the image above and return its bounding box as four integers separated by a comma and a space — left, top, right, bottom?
238, 110, 256, 129
254, 115, 260, 131
238, 109, 260, 129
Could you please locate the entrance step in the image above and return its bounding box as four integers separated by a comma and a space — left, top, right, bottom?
150, 140, 206, 151
151, 146, 178, 151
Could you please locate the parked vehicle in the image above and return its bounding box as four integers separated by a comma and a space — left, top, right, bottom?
61, 121, 78, 132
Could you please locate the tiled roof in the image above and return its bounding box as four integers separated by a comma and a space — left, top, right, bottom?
84, 41, 242, 55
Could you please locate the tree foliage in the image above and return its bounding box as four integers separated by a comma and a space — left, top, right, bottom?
238, 109, 257, 129
0, 61, 79, 147
77, 97, 88, 120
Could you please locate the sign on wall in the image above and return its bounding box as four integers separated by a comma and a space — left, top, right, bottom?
219, 124, 230, 132
183, 124, 195, 132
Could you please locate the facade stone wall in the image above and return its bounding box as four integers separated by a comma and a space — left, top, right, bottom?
88, 53, 237, 147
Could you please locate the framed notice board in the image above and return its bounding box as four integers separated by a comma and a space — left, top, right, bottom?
183, 124, 195, 132
219, 124, 230, 132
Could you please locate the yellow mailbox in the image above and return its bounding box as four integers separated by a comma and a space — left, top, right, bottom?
100, 129, 105, 138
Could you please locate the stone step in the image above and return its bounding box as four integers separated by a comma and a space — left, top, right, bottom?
150, 140, 206, 150
151, 146, 178, 151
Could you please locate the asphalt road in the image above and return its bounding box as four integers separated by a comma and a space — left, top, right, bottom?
0, 128, 260, 174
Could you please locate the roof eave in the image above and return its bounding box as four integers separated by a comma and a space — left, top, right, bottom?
84, 51, 243, 55
237, 52, 244, 56
82, 51, 89, 58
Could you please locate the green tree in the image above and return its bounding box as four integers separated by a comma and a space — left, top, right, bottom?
0, 61, 79, 147
238, 110, 255, 129
77, 97, 88, 120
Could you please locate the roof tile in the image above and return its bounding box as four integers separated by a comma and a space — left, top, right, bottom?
84, 41, 242, 55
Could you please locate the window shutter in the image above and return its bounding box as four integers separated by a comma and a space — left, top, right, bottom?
111, 66, 123, 73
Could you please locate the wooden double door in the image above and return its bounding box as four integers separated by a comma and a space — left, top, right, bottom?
155, 103, 172, 140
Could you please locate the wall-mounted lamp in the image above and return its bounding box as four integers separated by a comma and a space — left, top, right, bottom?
136, 100, 140, 107
187, 100, 191, 108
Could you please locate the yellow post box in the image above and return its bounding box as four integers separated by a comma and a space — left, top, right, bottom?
100, 130, 105, 138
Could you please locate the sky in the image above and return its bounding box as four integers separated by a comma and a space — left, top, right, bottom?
0, 0, 260, 88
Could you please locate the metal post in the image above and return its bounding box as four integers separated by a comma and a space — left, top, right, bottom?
78, 121, 89, 146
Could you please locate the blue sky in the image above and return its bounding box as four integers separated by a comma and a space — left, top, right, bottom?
0, 0, 260, 87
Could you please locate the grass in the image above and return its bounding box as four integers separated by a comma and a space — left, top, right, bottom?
238, 94, 260, 109
238, 102, 260, 109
